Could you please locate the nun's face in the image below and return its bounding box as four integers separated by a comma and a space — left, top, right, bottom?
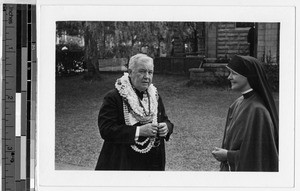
228, 70, 251, 92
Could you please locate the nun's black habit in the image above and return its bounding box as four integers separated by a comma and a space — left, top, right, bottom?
220, 55, 279, 171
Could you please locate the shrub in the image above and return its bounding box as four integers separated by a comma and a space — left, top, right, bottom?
56, 45, 85, 77
260, 50, 279, 92
263, 63, 279, 92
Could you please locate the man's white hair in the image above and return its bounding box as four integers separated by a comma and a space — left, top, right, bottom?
128, 54, 153, 71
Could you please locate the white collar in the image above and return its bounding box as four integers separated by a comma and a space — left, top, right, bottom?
242, 88, 253, 95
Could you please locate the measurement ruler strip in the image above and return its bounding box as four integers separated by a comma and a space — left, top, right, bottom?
20, 5, 28, 187
2, 4, 17, 191
29, 4, 36, 190
2, 4, 36, 191
28, 4, 36, 191
16, 4, 27, 190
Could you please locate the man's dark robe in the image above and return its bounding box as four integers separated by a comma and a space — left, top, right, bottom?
95, 89, 174, 170
220, 91, 278, 171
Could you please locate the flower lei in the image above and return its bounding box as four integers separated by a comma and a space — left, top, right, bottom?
115, 73, 158, 153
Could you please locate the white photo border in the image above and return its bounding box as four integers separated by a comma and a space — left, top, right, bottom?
37, 2, 297, 191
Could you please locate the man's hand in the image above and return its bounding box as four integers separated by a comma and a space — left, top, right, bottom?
139, 123, 158, 137
157, 122, 168, 137
212, 147, 228, 162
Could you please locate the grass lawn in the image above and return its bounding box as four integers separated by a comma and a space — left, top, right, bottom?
55, 72, 279, 171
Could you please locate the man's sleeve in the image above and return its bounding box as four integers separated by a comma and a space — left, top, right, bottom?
157, 95, 174, 141
98, 90, 137, 144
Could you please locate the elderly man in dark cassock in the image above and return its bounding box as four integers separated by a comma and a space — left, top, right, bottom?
212, 55, 278, 171
95, 53, 174, 170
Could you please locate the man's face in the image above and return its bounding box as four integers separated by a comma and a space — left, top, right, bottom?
227, 69, 250, 92
129, 58, 154, 92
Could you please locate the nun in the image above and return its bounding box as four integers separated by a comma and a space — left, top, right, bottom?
212, 55, 279, 171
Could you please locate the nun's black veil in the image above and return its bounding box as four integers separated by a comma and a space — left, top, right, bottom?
227, 55, 279, 151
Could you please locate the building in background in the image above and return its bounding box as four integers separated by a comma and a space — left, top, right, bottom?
204, 22, 279, 64
171, 22, 279, 64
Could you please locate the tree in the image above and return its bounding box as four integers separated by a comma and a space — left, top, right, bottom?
82, 22, 100, 80
56, 21, 83, 37
56, 21, 204, 79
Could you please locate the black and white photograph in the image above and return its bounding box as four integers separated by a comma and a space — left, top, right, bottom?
36, 2, 297, 190
55, 21, 280, 172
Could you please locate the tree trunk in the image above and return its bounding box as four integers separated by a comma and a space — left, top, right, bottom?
83, 22, 101, 81
193, 28, 198, 53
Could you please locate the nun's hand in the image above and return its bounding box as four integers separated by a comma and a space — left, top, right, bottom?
212, 147, 228, 162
